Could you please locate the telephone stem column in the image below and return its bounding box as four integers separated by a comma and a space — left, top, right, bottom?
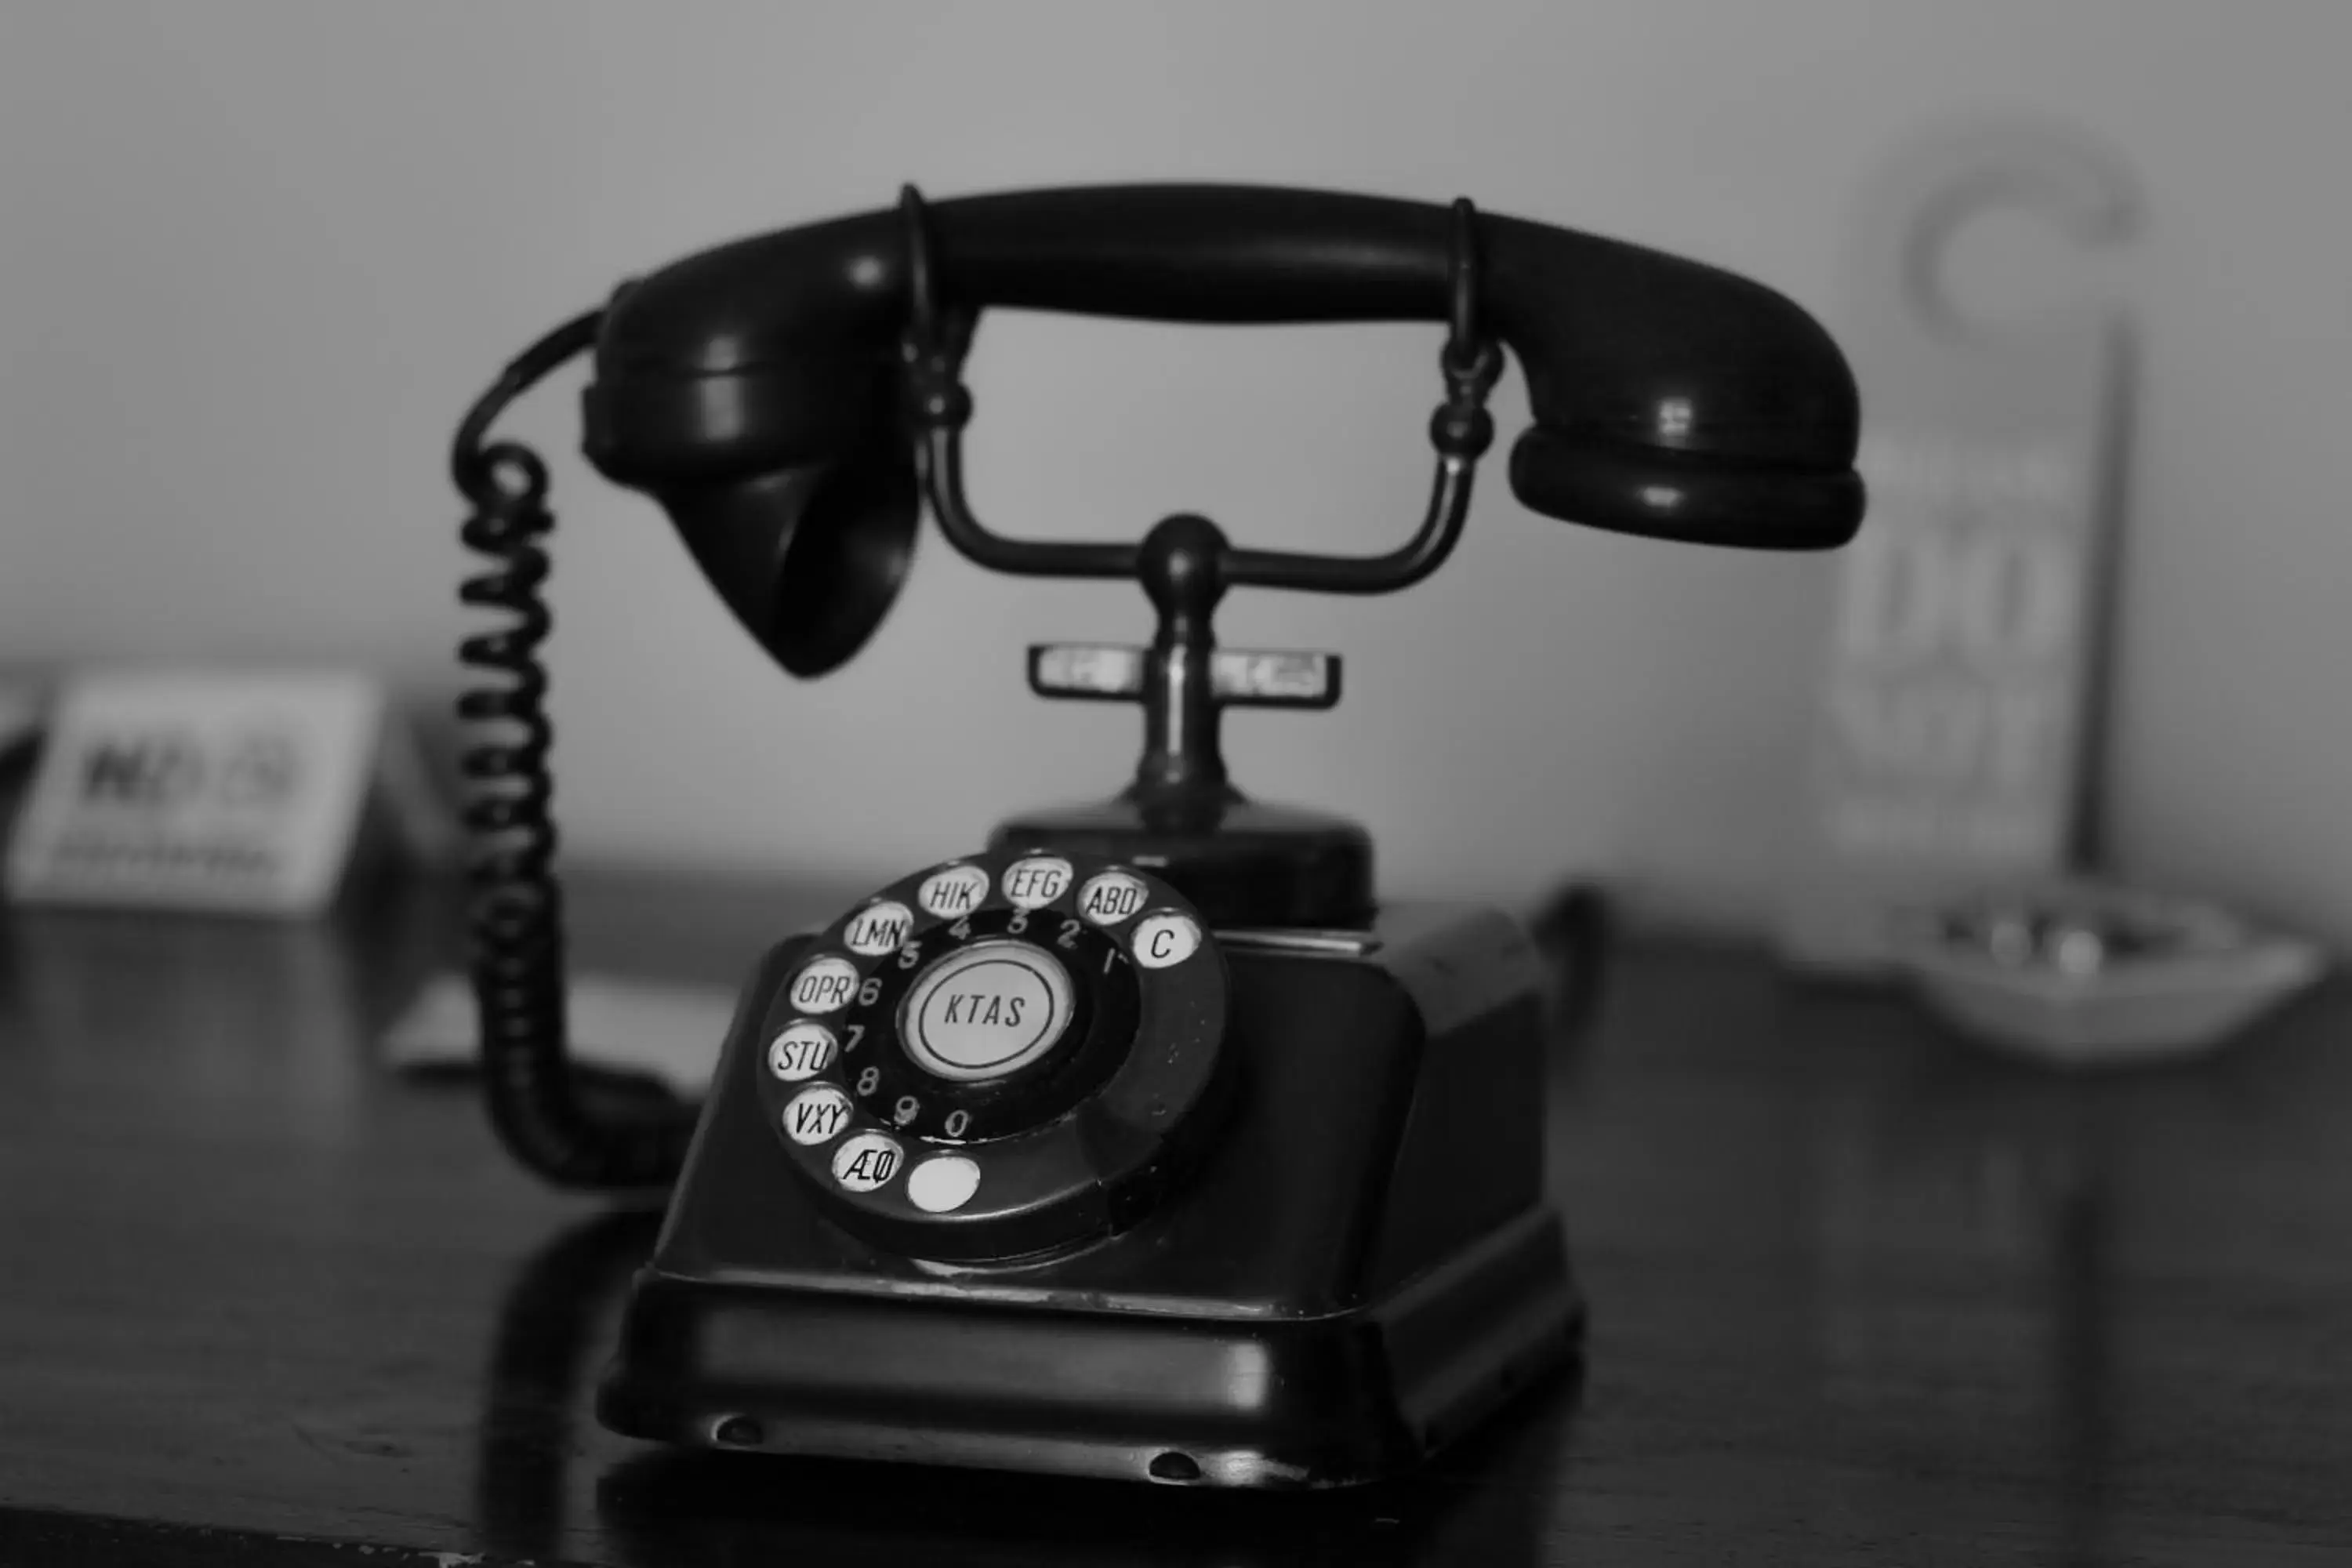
1134, 514, 1230, 800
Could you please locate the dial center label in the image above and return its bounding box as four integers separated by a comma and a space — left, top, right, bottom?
899, 939, 1074, 1082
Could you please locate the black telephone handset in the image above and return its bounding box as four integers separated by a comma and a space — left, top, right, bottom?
452, 185, 1862, 1488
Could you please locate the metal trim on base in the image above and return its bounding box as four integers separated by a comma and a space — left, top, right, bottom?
599, 1209, 1581, 1490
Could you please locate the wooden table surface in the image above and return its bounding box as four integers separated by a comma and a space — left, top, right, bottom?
2, 869, 2348, 1566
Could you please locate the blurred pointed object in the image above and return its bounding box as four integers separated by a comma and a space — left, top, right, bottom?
1530, 879, 1611, 1042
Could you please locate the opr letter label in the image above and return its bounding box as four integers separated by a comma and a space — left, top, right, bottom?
788, 956, 860, 1014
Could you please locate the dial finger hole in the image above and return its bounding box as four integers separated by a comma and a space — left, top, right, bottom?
782, 1085, 854, 1145
1002, 855, 1074, 909
831, 1132, 905, 1192
907, 1155, 982, 1214
917, 864, 991, 919
1077, 871, 1149, 926
766, 1022, 837, 1081
843, 900, 914, 956
788, 956, 860, 1014
1131, 910, 1203, 970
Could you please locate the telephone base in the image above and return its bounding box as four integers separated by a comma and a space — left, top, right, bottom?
598, 1207, 1579, 1490
599, 899, 1584, 1488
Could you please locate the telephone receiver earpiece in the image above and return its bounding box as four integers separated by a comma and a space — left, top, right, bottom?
581, 185, 1864, 677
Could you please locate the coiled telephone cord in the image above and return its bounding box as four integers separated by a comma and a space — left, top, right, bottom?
450, 309, 691, 1191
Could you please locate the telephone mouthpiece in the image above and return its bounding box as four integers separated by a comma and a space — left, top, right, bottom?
649, 445, 917, 679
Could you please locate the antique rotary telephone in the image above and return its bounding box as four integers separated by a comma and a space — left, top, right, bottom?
449, 185, 1864, 1488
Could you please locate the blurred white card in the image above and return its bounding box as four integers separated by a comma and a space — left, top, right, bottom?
5, 668, 448, 916
383, 971, 737, 1099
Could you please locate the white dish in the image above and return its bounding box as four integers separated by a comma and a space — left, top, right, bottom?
1891, 883, 2328, 1067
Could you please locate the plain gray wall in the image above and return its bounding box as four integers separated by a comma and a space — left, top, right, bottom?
2, 2, 2347, 937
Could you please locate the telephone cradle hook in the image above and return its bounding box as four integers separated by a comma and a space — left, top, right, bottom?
899, 186, 1505, 926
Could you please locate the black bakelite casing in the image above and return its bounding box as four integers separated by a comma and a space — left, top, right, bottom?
600, 903, 1582, 1489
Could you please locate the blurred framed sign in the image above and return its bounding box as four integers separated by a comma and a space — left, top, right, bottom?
1778, 121, 2140, 971
4, 669, 444, 917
